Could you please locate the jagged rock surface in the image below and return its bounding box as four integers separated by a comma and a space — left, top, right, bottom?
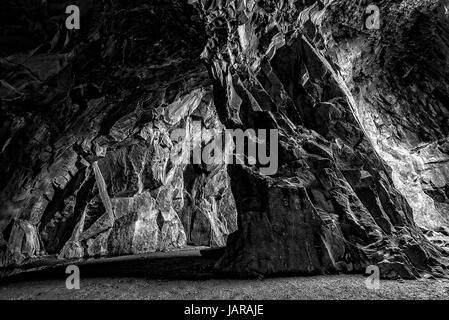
200, 0, 449, 277
0, 0, 236, 268
0, 0, 448, 279
319, 0, 449, 232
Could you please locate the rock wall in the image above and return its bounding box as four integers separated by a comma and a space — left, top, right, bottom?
0, 0, 448, 279
0, 0, 236, 268
319, 0, 449, 232
200, 0, 448, 277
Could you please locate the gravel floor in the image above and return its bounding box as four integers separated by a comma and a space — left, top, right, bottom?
1, 250, 449, 300
1, 275, 449, 300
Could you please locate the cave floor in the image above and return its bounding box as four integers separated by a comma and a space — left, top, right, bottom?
1, 274, 449, 300
1, 249, 449, 300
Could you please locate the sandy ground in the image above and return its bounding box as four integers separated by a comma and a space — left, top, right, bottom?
1, 275, 449, 300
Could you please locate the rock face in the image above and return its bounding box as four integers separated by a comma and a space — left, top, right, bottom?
0, 0, 236, 267
320, 0, 449, 231
201, 0, 449, 277
0, 0, 448, 278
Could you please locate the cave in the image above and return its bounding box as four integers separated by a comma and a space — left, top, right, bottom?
0, 0, 449, 290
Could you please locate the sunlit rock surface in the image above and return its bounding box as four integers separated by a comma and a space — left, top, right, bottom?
319, 0, 449, 231
201, 0, 448, 277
